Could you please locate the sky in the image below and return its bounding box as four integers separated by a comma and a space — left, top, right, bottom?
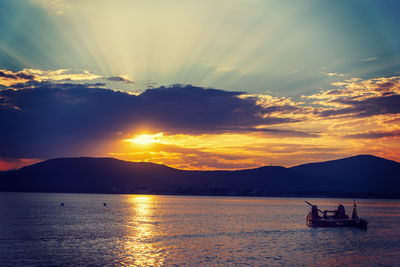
0, 0, 400, 170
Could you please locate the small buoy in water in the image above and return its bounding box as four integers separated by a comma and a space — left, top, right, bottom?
103, 202, 107, 206
60, 203, 64, 206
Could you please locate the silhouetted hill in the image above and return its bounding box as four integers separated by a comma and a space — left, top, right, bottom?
1, 155, 399, 197
0, 157, 182, 193
290, 155, 400, 193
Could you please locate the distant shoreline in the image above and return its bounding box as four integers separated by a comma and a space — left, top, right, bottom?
2, 191, 400, 200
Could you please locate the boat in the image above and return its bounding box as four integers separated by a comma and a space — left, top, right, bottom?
305, 200, 367, 229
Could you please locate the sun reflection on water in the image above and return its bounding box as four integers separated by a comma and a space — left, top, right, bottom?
120, 195, 165, 266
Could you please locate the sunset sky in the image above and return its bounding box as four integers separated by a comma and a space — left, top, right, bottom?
1, 0, 400, 170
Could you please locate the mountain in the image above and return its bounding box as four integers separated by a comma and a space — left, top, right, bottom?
290, 155, 400, 193
1, 155, 399, 197
0, 157, 181, 193
0, 157, 298, 195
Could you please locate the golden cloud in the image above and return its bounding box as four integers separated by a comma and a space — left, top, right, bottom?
0, 69, 101, 87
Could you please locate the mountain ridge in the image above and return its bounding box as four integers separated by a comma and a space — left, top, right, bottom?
1, 155, 399, 198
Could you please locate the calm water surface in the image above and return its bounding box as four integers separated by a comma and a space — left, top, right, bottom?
1, 193, 400, 266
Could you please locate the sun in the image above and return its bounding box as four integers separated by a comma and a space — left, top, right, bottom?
125, 133, 164, 145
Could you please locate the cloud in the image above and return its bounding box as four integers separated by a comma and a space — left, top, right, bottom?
0, 69, 101, 87
106, 76, 135, 84
0, 82, 307, 159
322, 72, 346, 77
318, 94, 400, 118
110, 142, 262, 170
2, 70, 400, 169
0, 70, 36, 86
132, 85, 296, 131
362, 57, 379, 62
308, 76, 400, 118
110, 134, 334, 170
217, 127, 318, 138
240, 94, 312, 121
0, 70, 35, 80
215, 65, 233, 73
345, 130, 400, 139
24, 69, 101, 81
144, 80, 157, 89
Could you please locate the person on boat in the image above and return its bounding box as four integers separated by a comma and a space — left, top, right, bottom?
323, 210, 328, 219
352, 201, 359, 220
334, 204, 349, 219
311, 205, 320, 220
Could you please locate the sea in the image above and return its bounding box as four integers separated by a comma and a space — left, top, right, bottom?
1, 193, 400, 266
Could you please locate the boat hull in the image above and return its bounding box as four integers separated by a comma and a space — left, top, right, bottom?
307, 214, 367, 229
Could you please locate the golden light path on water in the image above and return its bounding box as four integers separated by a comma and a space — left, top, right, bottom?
120, 195, 165, 266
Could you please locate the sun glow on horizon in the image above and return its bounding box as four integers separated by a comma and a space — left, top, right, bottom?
124, 133, 164, 145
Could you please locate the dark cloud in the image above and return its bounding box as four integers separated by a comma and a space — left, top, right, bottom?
262, 105, 302, 114
106, 76, 135, 84
15, 72, 35, 80
345, 130, 400, 139
0, 83, 300, 159
136, 85, 288, 131
0, 70, 35, 80
319, 95, 400, 117
144, 80, 157, 89
326, 89, 344, 95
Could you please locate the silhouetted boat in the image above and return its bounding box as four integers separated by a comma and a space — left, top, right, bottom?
305, 200, 367, 229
